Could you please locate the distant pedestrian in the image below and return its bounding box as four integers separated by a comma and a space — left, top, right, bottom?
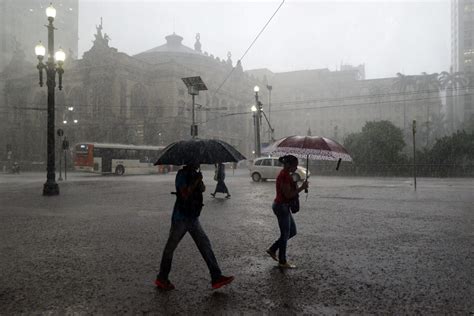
211, 163, 231, 198
266, 155, 308, 268
155, 162, 234, 290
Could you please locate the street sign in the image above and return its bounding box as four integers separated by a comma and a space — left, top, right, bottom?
57, 129, 64, 137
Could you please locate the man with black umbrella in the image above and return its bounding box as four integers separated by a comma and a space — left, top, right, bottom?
155, 162, 234, 290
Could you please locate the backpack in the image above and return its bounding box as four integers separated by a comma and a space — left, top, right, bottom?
175, 169, 204, 218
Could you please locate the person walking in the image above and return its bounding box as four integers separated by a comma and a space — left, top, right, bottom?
155, 162, 234, 290
266, 155, 308, 268
211, 163, 231, 198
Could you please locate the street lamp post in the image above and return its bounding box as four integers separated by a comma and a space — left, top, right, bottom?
35, 3, 66, 196
266, 84, 273, 142
253, 86, 262, 157
251, 105, 258, 158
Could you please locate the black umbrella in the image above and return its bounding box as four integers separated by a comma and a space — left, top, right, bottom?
154, 139, 246, 166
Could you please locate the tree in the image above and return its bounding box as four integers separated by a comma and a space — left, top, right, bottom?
429, 112, 448, 141
415, 129, 474, 176
460, 115, 474, 133
344, 120, 407, 166
417, 72, 440, 91
439, 68, 468, 133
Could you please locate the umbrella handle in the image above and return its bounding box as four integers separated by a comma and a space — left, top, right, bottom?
305, 154, 309, 193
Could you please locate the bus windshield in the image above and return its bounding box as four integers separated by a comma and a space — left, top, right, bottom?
75, 144, 89, 155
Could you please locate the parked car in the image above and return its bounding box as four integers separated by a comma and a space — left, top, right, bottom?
249, 157, 310, 182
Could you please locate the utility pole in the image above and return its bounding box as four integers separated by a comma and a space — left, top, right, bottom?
266, 84, 273, 142
412, 119, 417, 191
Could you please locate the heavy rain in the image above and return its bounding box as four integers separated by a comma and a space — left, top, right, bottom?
0, 0, 473, 314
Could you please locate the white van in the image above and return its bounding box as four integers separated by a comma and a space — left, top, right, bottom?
249, 157, 309, 182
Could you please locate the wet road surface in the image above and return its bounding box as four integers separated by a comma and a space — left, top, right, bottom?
0, 171, 473, 314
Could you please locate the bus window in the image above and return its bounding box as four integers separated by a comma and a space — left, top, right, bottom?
94, 147, 102, 157
139, 150, 151, 163
127, 149, 138, 159
117, 149, 126, 159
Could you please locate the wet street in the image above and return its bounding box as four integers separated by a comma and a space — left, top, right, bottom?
0, 170, 473, 314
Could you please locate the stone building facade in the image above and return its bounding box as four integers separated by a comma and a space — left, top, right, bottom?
0, 23, 263, 164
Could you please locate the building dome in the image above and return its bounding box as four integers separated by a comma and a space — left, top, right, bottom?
139, 33, 200, 55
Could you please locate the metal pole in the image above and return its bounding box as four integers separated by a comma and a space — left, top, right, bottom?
267, 85, 273, 142
43, 17, 59, 195
413, 120, 417, 191
58, 139, 63, 181
426, 104, 430, 147
255, 93, 261, 157
305, 154, 309, 193
268, 88, 271, 125
191, 93, 196, 139
64, 148, 67, 181
253, 112, 258, 158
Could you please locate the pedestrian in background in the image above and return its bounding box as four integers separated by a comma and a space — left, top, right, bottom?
155, 162, 234, 290
211, 163, 231, 199
266, 155, 308, 268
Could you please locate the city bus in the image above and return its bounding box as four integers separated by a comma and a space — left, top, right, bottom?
74, 143, 171, 175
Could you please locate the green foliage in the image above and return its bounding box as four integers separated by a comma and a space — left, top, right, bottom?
419, 130, 474, 165
344, 121, 407, 165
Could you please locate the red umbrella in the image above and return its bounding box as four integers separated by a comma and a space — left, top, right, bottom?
263, 135, 352, 162
262, 135, 352, 190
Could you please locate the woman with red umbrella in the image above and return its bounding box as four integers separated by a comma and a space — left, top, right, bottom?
266, 155, 308, 268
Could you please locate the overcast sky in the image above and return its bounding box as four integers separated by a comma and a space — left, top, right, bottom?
78, 0, 450, 79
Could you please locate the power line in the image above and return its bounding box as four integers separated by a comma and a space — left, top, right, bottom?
196, 92, 474, 124
265, 92, 474, 113
213, 0, 286, 96
271, 87, 472, 108
6, 87, 466, 113
4, 86, 470, 127
0, 89, 470, 128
